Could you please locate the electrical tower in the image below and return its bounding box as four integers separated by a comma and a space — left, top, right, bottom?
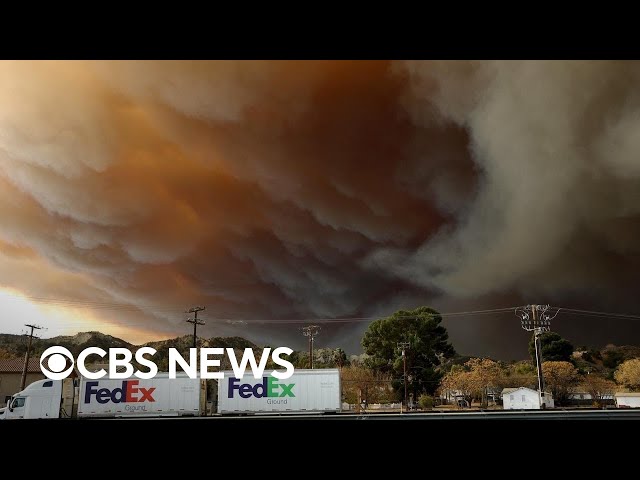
21, 324, 43, 391
302, 325, 320, 369
186, 306, 206, 348
515, 304, 558, 409
397, 341, 410, 411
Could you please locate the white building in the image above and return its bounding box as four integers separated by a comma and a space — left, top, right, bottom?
502, 387, 554, 410
615, 392, 640, 408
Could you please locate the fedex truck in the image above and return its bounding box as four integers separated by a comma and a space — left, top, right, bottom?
0, 373, 206, 420
217, 368, 341, 415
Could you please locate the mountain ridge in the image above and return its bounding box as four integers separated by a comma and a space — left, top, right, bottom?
0, 331, 260, 360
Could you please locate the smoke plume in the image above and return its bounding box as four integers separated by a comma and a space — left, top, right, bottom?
1, 60, 640, 358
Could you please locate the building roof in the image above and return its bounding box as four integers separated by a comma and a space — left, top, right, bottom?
615, 392, 640, 397
502, 387, 536, 394
0, 358, 42, 374
502, 387, 553, 397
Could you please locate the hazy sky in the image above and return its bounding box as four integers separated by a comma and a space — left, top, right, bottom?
2, 60, 640, 359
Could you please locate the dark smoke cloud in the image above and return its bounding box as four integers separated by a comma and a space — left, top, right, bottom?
1, 60, 640, 358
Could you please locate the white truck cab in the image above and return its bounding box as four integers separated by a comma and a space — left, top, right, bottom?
2, 379, 63, 420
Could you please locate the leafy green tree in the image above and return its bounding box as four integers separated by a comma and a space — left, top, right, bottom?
529, 332, 574, 363
503, 361, 538, 390
289, 348, 349, 369
362, 306, 455, 396
333, 348, 348, 368
418, 394, 434, 410
316, 348, 347, 368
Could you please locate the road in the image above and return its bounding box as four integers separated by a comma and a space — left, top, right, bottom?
121, 409, 640, 420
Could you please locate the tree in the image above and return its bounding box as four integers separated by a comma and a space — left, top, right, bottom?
580, 348, 601, 364
333, 348, 348, 369
0, 348, 13, 359
603, 348, 626, 369
312, 348, 350, 368
614, 358, 640, 391
465, 358, 503, 407
503, 361, 538, 390
581, 374, 616, 407
601, 345, 640, 369
542, 361, 580, 405
439, 358, 505, 408
340, 365, 395, 410
529, 332, 574, 363
362, 306, 455, 397
440, 366, 476, 408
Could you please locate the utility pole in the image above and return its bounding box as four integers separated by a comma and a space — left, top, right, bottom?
397, 341, 410, 412
186, 306, 206, 348
20, 324, 43, 391
516, 304, 555, 409
302, 325, 320, 369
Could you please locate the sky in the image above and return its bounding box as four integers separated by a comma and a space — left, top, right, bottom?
2, 60, 640, 359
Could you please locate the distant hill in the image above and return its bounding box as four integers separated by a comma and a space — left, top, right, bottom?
0, 331, 349, 372
571, 344, 640, 377
139, 335, 260, 371
0, 331, 133, 359
143, 335, 258, 352
0, 331, 259, 363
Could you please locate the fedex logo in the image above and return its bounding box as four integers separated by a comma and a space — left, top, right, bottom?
84, 380, 156, 404
228, 377, 295, 398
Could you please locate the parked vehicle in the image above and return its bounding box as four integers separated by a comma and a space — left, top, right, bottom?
2, 369, 341, 418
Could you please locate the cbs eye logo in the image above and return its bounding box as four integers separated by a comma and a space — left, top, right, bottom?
40, 346, 75, 380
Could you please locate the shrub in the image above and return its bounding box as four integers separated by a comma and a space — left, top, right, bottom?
418, 394, 434, 410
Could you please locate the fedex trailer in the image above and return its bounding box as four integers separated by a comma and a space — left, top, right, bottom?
1, 373, 206, 419
217, 368, 341, 415
78, 374, 204, 417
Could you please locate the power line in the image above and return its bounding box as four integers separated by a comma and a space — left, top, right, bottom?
559, 308, 640, 320
41, 308, 640, 331
10, 291, 640, 326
